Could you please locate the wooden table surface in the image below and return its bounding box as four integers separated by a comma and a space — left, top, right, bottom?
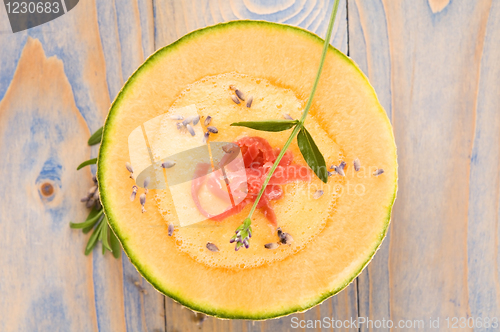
1, 0, 499, 331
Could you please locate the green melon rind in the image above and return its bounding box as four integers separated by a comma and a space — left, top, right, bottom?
98, 20, 398, 320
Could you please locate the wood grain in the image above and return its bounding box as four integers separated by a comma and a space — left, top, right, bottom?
0, 0, 161, 331
92, 1, 165, 331
154, 0, 348, 54
347, 1, 393, 330
387, 0, 489, 327
466, 0, 500, 328
349, 0, 500, 331
0, 36, 99, 332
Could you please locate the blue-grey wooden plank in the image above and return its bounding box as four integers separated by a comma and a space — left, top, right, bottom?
349, 1, 500, 331
467, 1, 500, 331
0, 0, 161, 330
347, 0, 392, 330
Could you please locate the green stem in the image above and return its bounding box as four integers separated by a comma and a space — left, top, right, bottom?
247, 124, 301, 218
298, 1, 340, 123
77, 158, 97, 170
246, 0, 340, 222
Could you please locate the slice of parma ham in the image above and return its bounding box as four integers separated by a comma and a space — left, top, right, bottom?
191, 136, 310, 226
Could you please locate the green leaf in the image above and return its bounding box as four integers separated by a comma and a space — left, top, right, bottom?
83, 223, 97, 234
88, 127, 103, 146
85, 221, 103, 255
70, 209, 103, 229
82, 208, 102, 233
297, 127, 328, 183
77, 158, 97, 170
108, 224, 122, 259
230, 120, 298, 132
100, 216, 112, 252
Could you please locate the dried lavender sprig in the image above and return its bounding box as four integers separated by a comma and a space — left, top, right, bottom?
202, 131, 210, 143
246, 96, 253, 108
338, 161, 346, 175
230, 217, 252, 251
192, 115, 200, 126
332, 161, 346, 176
140, 193, 146, 213
183, 115, 200, 126
206, 126, 218, 134
353, 158, 361, 172
204, 116, 212, 126
86, 198, 95, 209
235, 89, 245, 101
280, 232, 293, 245
230, 94, 240, 104
162, 160, 176, 168
88, 185, 97, 196
186, 124, 195, 136
130, 185, 138, 201
176, 122, 185, 132
264, 242, 279, 249
82, 184, 102, 210
125, 162, 134, 178
313, 190, 324, 199
206, 242, 219, 252
143, 177, 150, 195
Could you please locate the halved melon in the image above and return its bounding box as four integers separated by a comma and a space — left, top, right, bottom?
98, 21, 397, 319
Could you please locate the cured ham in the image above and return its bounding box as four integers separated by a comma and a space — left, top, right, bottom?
191, 136, 310, 226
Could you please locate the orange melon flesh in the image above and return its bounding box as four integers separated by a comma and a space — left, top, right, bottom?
150, 72, 342, 270
98, 21, 397, 319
